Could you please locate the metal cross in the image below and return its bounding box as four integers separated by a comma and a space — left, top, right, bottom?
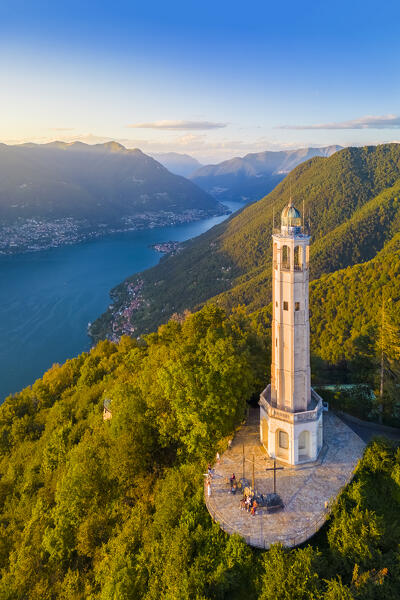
265, 459, 284, 494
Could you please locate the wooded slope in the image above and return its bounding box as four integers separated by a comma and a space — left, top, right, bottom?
92, 144, 400, 338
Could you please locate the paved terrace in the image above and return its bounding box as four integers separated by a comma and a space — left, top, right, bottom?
205, 409, 366, 548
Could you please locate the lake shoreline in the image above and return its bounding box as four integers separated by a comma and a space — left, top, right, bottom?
0, 200, 245, 402
0, 207, 229, 257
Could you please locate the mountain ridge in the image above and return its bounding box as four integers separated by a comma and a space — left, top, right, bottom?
190, 145, 343, 202
0, 141, 221, 223
149, 152, 203, 177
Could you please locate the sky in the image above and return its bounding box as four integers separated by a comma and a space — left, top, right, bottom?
0, 0, 400, 163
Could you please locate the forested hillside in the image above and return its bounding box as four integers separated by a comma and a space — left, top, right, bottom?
309, 233, 400, 417
1, 305, 400, 598
311, 234, 400, 367
91, 144, 400, 340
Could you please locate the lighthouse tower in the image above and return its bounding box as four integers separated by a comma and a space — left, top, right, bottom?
259, 202, 323, 465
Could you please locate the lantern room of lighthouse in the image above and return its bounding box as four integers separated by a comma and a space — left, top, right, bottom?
259, 202, 323, 465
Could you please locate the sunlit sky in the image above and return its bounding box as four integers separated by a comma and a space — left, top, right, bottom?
1, 0, 400, 163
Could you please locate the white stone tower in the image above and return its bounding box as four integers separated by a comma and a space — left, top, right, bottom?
259, 202, 323, 465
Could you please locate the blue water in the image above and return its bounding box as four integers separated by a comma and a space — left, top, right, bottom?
0, 201, 243, 401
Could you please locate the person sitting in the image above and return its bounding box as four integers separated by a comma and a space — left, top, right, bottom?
240, 497, 246, 510
245, 496, 252, 512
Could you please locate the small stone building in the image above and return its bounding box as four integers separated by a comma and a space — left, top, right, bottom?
103, 398, 112, 421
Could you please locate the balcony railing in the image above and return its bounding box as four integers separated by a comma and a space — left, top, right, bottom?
275, 264, 307, 272
259, 385, 323, 424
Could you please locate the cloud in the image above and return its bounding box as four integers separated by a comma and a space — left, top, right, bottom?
277, 114, 400, 130
126, 120, 227, 131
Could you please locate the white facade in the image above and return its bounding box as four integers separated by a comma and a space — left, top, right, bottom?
260, 203, 323, 465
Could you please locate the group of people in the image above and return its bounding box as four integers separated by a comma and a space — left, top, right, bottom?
229, 474, 257, 515
207, 462, 259, 517
206, 443, 261, 517
240, 494, 258, 516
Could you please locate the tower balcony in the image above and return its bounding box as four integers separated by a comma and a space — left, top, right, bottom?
259, 384, 323, 424
273, 260, 308, 271
272, 229, 309, 239
278, 264, 305, 271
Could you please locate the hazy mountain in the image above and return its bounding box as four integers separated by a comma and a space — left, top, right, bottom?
149, 152, 203, 177
191, 145, 342, 203
0, 141, 221, 224
90, 144, 400, 339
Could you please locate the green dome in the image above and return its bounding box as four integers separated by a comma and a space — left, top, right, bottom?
281, 202, 301, 228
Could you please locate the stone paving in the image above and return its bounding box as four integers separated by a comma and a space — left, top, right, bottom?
205, 408, 366, 548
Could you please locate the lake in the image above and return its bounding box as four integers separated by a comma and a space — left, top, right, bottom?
0, 201, 244, 402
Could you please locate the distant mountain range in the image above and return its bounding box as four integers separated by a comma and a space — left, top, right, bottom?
149, 152, 203, 177
190, 145, 342, 203
0, 141, 220, 223
0, 142, 224, 253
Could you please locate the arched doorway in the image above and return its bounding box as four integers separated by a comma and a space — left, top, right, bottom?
298, 430, 310, 460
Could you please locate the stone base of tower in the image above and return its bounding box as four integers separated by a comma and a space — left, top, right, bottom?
259, 385, 324, 465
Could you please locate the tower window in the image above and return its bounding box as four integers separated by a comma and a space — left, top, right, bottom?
275, 301, 278, 307
283, 301, 288, 311
281, 245, 290, 269
295, 302, 300, 311
275, 338, 277, 347
294, 245, 302, 270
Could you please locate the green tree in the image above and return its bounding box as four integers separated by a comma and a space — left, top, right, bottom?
258, 545, 323, 600
375, 296, 400, 422
327, 506, 383, 573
